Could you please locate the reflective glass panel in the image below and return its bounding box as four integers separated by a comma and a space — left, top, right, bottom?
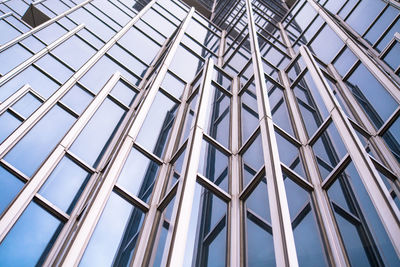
0, 202, 63, 266
52, 35, 96, 70
5, 105, 75, 177
117, 147, 160, 203
183, 184, 227, 267
0, 111, 21, 143
0, 165, 24, 216
60, 84, 93, 115
39, 156, 91, 214
70, 97, 126, 167
136, 91, 179, 158
79, 192, 145, 267
11, 92, 41, 119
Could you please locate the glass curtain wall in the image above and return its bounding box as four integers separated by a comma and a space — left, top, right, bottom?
0, 0, 399, 266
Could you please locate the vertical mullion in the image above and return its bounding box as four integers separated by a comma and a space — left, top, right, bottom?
230, 77, 241, 267
300, 45, 400, 257
167, 59, 215, 267
244, 0, 298, 266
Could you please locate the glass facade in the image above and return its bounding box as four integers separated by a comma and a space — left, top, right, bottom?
0, 0, 399, 266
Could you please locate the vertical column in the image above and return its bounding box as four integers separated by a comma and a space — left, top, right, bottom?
167, 59, 215, 267
244, 0, 298, 266
230, 77, 241, 267
300, 45, 400, 256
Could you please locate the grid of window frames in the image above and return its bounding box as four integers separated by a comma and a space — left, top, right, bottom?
0, 0, 399, 266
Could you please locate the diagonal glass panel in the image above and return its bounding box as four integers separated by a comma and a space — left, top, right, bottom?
116, 147, 160, 203
198, 139, 229, 193
312, 122, 347, 180
79, 192, 145, 267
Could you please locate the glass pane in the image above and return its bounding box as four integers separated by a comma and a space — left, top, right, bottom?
118, 27, 160, 65
383, 41, 400, 72
0, 202, 63, 266
198, 139, 229, 192
52, 35, 96, 70
79, 56, 140, 94
376, 18, 400, 52
169, 45, 204, 82
108, 44, 148, 78
345, 0, 385, 35
204, 84, 231, 148
11, 92, 41, 118
382, 114, 400, 163
0, 44, 32, 75
246, 216, 275, 266
0, 18, 21, 45
135, 19, 166, 44
246, 177, 275, 266
39, 156, 91, 214
117, 147, 160, 203
68, 8, 115, 42
5, 105, 75, 177
275, 132, 305, 177
241, 83, 259, 144
0, 111, 21, 143
79, 192, 145, 267
365, 6, 398, 45
183, 184, 227, 267
293, 209, 327, 266
312, 123, 347, 180
269, 85, 293, 136
242, 134, 264, 187
294, 71, 329, 138
346, 63, 397, 129
152, 196, 175, 267
0, 65, 59, 101
60, 84, 93, 115
141, 8, 177, 37
136, 91, 179, 158
246, 177, 271, 223
20, 35, 46, 53
0, 165, 24, 216
283, 174, 327, 266
70, 98, 126, 167
35, 54, 74, 83
110, 80, 137, 107
35, 22, 67, 45
161, 71, 186, 100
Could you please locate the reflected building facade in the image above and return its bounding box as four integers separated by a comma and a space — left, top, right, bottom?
0, 0, 400, 266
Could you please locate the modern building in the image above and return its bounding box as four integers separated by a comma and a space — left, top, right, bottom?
0, 0, 399, 266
